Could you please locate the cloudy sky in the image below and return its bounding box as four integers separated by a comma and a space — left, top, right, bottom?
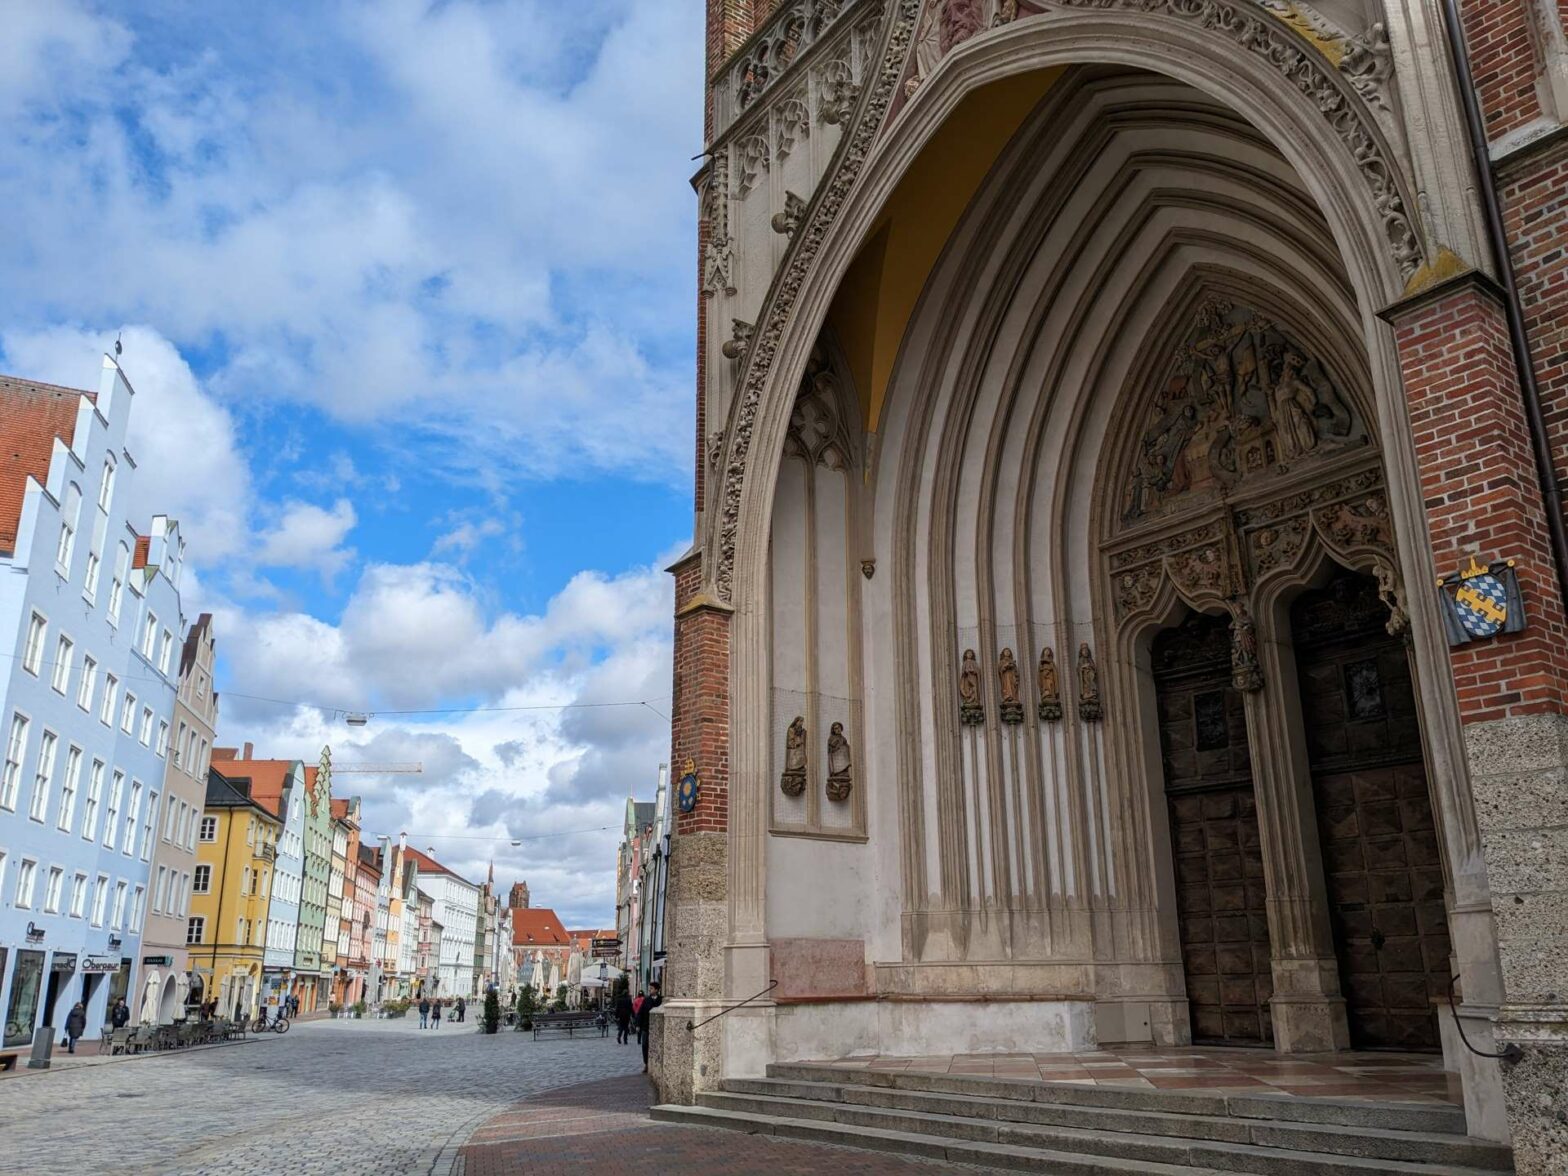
0, 0, 704, 927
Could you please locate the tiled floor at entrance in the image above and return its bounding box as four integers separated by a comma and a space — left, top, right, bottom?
817, 1046, 1462, 1105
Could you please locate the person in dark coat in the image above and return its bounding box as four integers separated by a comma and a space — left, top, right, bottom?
432, 999, 442, 1028
635, 982, 661, 1072
111, 999, 131, 1030
614, 990, 633, 1045
455, 996, 466, 1023
64, 1002, 88, 1053
418, 997, 431, 1029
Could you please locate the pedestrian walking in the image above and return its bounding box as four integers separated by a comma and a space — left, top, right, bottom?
636, 983, 661, 1072
63, 1001, 87, 1054
111, 998, 131, 1030
615, 989, 633, 1045
632, 990, 645, 1043
432, 1000, 442, 1028
455, 996, 466, 1023
418, 997, 430, 1029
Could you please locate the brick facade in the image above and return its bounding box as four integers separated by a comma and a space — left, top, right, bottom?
670, 553, 731, 837
1458, 0, 1547, 140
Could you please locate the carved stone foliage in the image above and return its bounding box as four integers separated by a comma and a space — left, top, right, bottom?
774, 96, 811, 162
713, 0, 920, 605
731, 0, 853, 117
1037, 646, 1062, 721
998, 647, 1024, 723
1077, 642, 1102, 722
735, 135, 772, 198
700, 155, 735, 299
1123, 299, 1366, 524
780, 715, 808, 796
784, 345, 854, 470
959, 647, 985, 724
1109, 520, 1235, 621
818, 55, 860, 124
826, 721, 854, 801
1044, 0, 1421, 277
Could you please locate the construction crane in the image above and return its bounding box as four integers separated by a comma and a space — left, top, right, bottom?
332, 762, 423, 774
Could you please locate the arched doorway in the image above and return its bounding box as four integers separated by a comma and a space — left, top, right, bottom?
1291, 568, 1450, 1050
1153, 611, 1271, 1045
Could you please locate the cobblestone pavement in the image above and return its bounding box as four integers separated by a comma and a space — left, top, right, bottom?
0, 1016, 643, 1175
457, 1072, 1008, 1175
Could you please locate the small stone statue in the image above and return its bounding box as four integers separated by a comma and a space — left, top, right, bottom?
959, 648, 984, 725
1229, 602, 1263, 693
1077, 642, 1103, 722
780, 716, 807, 797
1375, 561, 1411, 636
998, 647, 1024, 724
1038, 646, 1063, 722
826, 721, 853, 802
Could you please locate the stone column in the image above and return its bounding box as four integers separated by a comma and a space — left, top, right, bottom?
1387, 272, 1568, 1169
648, 550, 733, 1106
1245, 606, 1351, 1053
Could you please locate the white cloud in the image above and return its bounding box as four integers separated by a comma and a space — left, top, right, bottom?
256, 498, 358, 580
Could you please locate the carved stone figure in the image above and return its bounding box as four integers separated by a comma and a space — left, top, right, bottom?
1077, 642, 1102, 722
826, 721, 853, 802
780, 716, 807, 797
1037, 646, 1062, 721
1229, 601, 1264, 693
1340, 22, 1393, 112
959, 648, 984, 725
939, 0, 986, 52
771, 190, 808, 237
998, 647, 1024, 724
1374, 559, 1411, 636
721, 319, 755, 360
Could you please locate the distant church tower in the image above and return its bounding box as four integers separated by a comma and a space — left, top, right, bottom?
509, 881, 530, 909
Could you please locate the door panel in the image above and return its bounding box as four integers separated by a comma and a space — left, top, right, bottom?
1155, 612, 1273, 1046
1292, 572, 1450, 1050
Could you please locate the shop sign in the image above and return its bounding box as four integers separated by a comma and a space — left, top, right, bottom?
81, 955, 120, 974
143, 955, 174, 967
51, 954, 78, 973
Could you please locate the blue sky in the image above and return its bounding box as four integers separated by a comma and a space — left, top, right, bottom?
0, 0, 704, 926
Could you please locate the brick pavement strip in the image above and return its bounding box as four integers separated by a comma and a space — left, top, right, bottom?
453, 1072, 1009, 1175
0, 1017, 643, 1176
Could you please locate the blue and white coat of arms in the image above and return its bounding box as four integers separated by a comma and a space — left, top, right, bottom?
1437, 557, 1526, 645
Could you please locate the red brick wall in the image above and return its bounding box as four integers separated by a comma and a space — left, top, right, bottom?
1458, 0, 1546, 140
670, 554, 731, 835
1391, 280, 1568, 724
707, 0, 754, 79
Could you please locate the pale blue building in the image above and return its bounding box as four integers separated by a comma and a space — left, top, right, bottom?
0, 357, 188, 1055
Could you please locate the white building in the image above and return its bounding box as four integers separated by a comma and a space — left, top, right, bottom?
404, 848, 478, 998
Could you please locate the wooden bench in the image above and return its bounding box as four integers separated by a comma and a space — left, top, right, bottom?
531, 1012, 608, 1040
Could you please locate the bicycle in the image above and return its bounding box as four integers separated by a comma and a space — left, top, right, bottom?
251, 1014, 291, 1035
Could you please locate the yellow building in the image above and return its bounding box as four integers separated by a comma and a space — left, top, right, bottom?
189, 768, 281, 1020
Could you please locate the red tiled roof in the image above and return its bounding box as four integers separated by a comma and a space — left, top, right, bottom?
403, 846, 458, 879
209, 757, 295, 819
0, 375, 89, 556
510, 908, 569, 947
330, 798, 349, 820
131, 533, 150, 569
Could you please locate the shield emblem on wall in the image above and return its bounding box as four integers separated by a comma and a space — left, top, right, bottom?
1438, 557, 1526, 646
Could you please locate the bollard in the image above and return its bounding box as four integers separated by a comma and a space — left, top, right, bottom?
27, 1026, 54, 1070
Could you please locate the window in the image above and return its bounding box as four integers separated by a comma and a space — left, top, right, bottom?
124, 781, 142, 855
110, 881, 127, 929
69, 872, 86, 917
193, 864, 212, 893
236, 917, 245, 945
199, 816, 217, 842
82, 759, 104, 841
15, 859, 37, 908
29, 731, 57, 822
158, 631, 173, 675
141, 612, 157, 658
44, 867, 63, 913
183, 728, 196, 775
77, 655, 96, 710
186, 916, 204, 945
57, 746, 81, 833
141, 792, 155, 860
156, 720, 169, 758
155, 867, 169, 913
197, 738, 208, 777
130, 885, 145, 928
139, 706, 153, 746
120, 693, 135, 734
91, 874, 108, 925
174, 722, 187, 768
1, 713, 27, 810
100, 674, 117, 725
108, 544, 128, 625
56, 484, 80, 573
177, 873, 189, 917
83, 550, 100, 603
103, 771, 123, 850
22, 613, 46, 675
163, 795, 178, 841
50, 635, 73, 693
98, 460, 115, 511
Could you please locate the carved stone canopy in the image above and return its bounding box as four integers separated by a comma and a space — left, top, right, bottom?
784, 345, 855, 470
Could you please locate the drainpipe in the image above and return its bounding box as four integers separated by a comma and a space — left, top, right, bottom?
1436, 0, 1568, 611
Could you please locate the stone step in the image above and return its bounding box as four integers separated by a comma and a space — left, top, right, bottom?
696, 1090, 1507, 1176
651, 1102, 1230, 1175
767, 1062, 1469, 1135
723, 1077, 1511, 1169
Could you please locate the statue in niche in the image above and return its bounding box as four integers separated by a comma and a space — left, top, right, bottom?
1229, 602, 1264, 693
1037, 646, 1063, 721
1374, 560, 1411, 636
997, 647, 1024, 724
779, 716, 807, 797
959, 648, 985, 725
826, 722, 853, 802
1077, 642, 1103, 722
1123, 300, 1365, 522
